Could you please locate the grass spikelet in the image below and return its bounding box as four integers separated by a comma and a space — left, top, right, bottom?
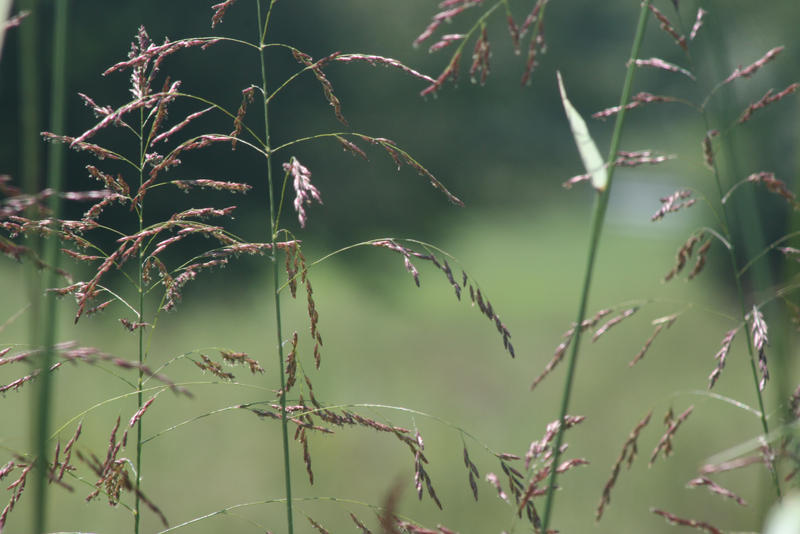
333, 54, 435, 84
194, 354, 234, 380
463, 445, 479, 501
298, 428, 313, 485
334, 135, 367, 160
0, 462, 32, 530
58, 423, 82, 482
284, 332, 298, 393
283, 157, 322, 229
210, 0, 237, 28
647, 4, 687, 51
221, 350, 263, 374
749, 306, 769, 391
721, 46, 784, 85
651, 508, 722, 534
592, 307, 637, 342
688, 239, 711, 280
738, 83, 799, 124
649, 406, 693, 466
744, 172, 797, 208
485, 472, 509, 503
307, 516, 330, 534
664, 233, 703, 282
592, 92, 680, 120
597, 410, 652, 521
689, 8, 707, 40
421, 52, 461, 97
129, 395, 157, 428
469, 25, 490, 85
292, 50, 347, 126
686, 476, 746, 506
351, 513, 373, 534
651, 190, 695, 221
633, 58, 694, 80
532, 309, 611, 389
629, 315, 677, 367
708, 328, 737, 389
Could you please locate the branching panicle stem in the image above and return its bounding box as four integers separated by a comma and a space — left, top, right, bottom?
257, 1, 294, 533
539, 2, 652, 531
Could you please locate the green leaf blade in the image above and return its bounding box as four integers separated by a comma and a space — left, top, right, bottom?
556, 71, 608, 192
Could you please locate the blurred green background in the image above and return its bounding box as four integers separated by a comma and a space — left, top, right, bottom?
1, 1, 799, 533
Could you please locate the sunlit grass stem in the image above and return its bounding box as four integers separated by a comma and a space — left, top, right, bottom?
539, 2, 651, 531
256, 1, 294, 533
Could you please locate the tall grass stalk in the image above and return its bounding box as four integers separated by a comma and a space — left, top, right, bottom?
33, 2, 69, 532
257, 1, 294, 532
539, 2, 651, 530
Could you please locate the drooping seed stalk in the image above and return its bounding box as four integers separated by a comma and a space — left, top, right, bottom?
256, 1, 294, 533
33, 2, 69, 533
673, 2, 781, 499
700, 111, 781, 499
539, 2, 651, 531
688, 5, 780, 500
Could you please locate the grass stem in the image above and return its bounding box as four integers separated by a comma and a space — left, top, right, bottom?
257, 1, 294, 532
539, 2, 651, 531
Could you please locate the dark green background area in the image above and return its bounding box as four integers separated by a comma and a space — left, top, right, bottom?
1, 1, 799, 533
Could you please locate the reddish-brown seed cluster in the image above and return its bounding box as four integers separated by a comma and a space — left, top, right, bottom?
721, 46, 784, 86
292, 50, 347, 125
532, 308, 611, 390
480, 415, 587, 529
651, 508, 722, 534
629, 314, 677, 367
689, 8, 707, 40
283, 157, 323, 229
708, 328, 737, 389
738, 83, 799, 124
749, 306, 770, 391
76, 419, 168, 526
334, 54, 436, 85
210, 0, 237, 28
592, 92, 680, 120
664, 232, 708, 282
633, 57, 695, 80
469, 26, 491, 86
649, 406, 693, 467
0, 461, 33, 530
647, 5, 687, 51
372, 239, 513, 357
592, 308, 638, 342
416, 0, 549, 93
463, 445, 480, 500
652, 190, 695, 222
596, 410, 652, 521
686, 476, 747, 506
743, 171, 798, 208
282, 242, 324, 368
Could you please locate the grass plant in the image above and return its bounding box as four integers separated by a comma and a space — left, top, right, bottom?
1, 1, 800, 534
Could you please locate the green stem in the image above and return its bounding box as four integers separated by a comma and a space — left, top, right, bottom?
33, 2, 69, 533
257, 1, 293, 533
135, 74, 147, 534
539, 2, 651, 531
701, 109, 781, 499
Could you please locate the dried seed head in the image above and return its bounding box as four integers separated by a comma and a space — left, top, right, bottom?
738, 83, 799, 124
708, 328, 737, 389
722, 46, 784, 85
597, 410, 652, 521
283, 157, 323, 229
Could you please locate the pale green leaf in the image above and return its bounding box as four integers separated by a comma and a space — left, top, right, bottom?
557, 71, 608, 192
